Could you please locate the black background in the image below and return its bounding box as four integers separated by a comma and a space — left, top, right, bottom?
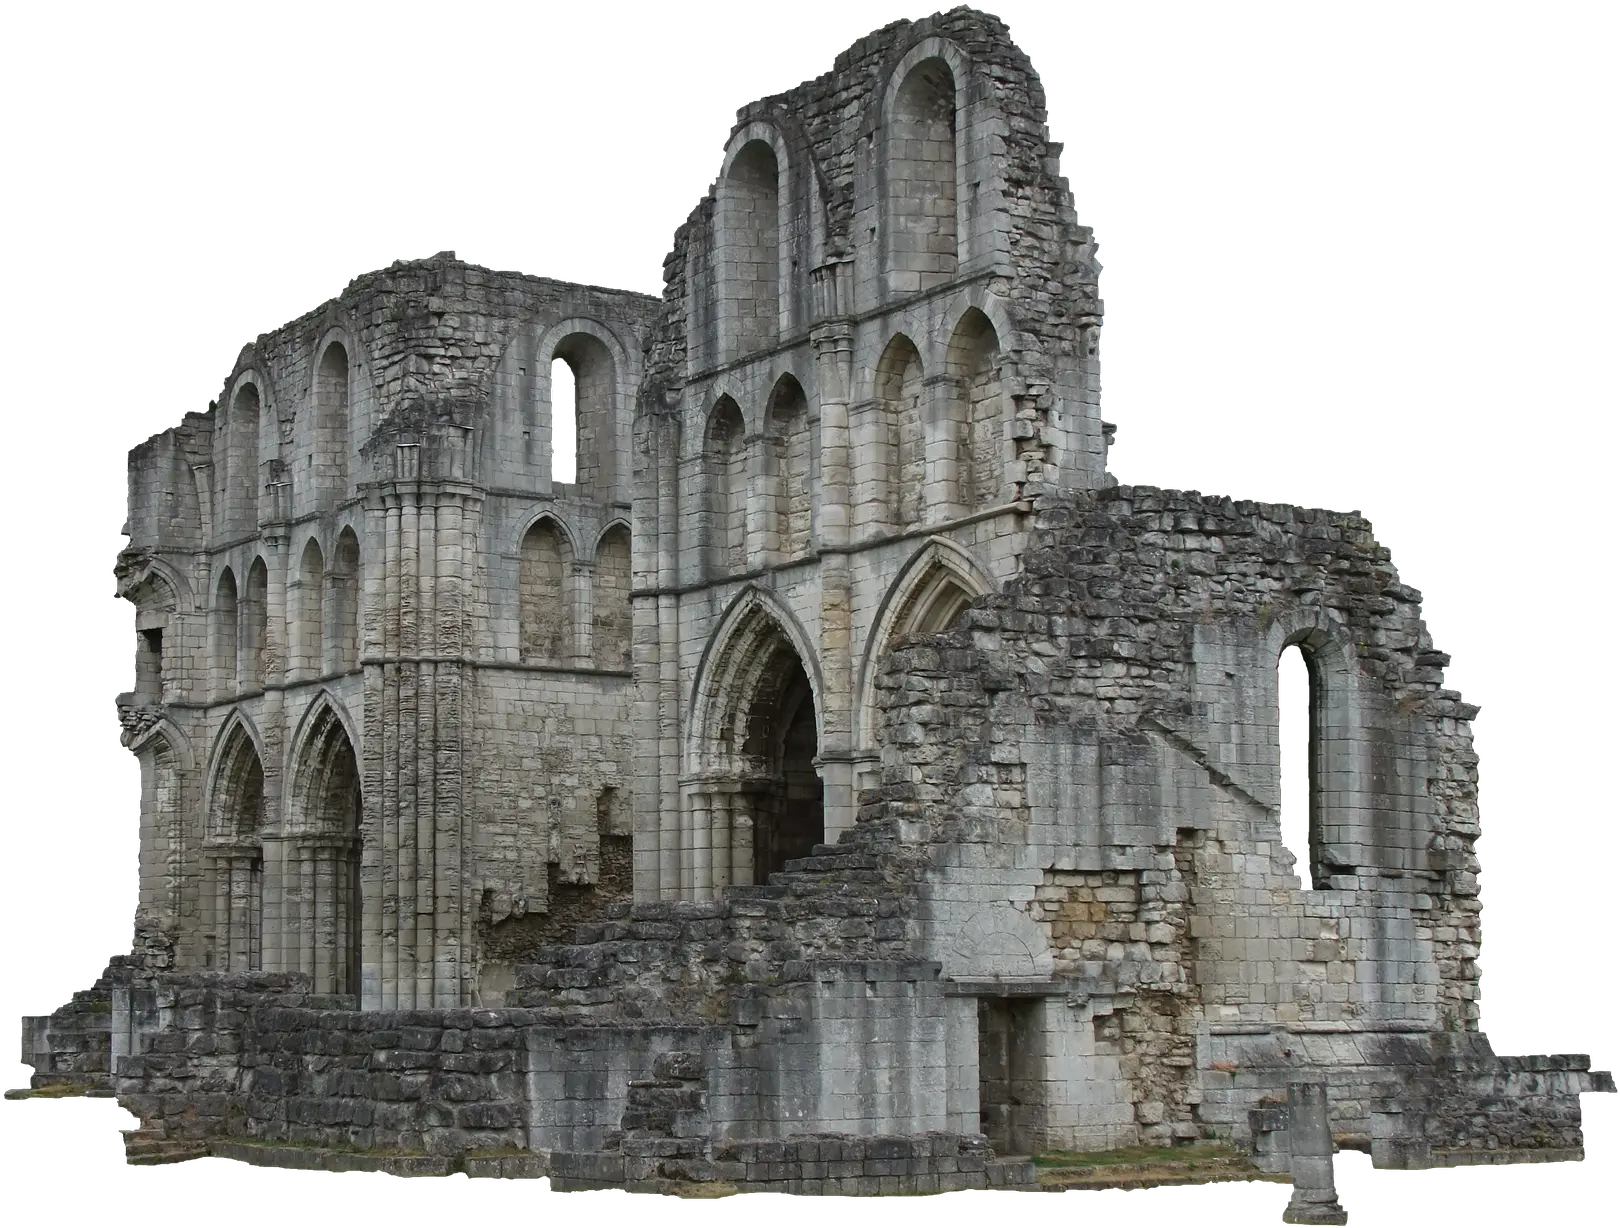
9, 2, 1607, 1211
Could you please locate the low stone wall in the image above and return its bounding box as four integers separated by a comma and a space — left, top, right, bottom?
1204, 1026, 1614, 1171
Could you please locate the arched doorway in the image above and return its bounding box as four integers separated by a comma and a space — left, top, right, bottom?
287, 702, 362, 995
686, 594, 824, 897
742, 655, 822, 882
207, 720, 264, 972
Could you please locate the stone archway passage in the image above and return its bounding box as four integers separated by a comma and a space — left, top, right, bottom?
687, 599, 826, 897
749, 657, 823, 882
287, 705, 362, 995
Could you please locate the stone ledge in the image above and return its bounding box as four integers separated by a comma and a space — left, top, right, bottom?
1421, 1146, 1586, 1168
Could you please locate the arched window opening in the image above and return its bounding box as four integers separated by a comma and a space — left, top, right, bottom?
593, 525, 632, 671
706, 397, 747, 576
214, 568, 238, 699
875, 334, 926, 530
1279, 643, 1315, 884
314, 342, 350, 508
718, 139, 781, 359
520, 519, 572, 662
295, 538, 324, 680
553, 333, 617, 499
330, 528, 360, 673
550, 357, 577, 485
243, 558, 269, 691
946, 308, 1004, 511
228, 384, 262, 535
886, 57, 958, 296
767, 375, 812, 560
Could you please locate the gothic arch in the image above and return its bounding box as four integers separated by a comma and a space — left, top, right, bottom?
716, 126, 788, 356
127, 715, 195, 772
511, 506, 583, 561
856, 536, 993, 753
685, 585, 825, 890
205, 709, 267, 841
118, 552, 195, 616
704, 395, 748, 576
518, 513, 575, 663
724, 116, 829, 269
765, 372, 813, 559
535, 316, 638, 501
284, 691, 361, 831
283, 693, 363, 994
687, 584, 822, 777
311, 319, 379, 438
880, 37, 973, 296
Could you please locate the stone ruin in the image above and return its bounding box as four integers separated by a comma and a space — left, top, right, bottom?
14, 7, 1610, 1215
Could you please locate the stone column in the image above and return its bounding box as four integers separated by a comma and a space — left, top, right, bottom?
730, 793, 755, 888
709, 789, 733, 897
630, 415, 661, 902
362, 432, 481, 1008
257, 523, 289, 977
1283, 1081, 1347, 1225
812, 320, 857, 843
923, 373, 966, 522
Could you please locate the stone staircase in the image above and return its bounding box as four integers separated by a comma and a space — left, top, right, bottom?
122, 1126, 210, 1166
508, 814, 930, 1022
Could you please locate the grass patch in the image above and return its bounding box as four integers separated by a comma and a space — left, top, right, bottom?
1031, 1142, 1242, 1169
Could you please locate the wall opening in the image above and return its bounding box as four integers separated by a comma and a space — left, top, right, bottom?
875, 334, 925, 531
552, 332, 620, 500
946, 308, 1005, 510
243, 557, 269, 691
978, 996, 1041, 1156
885, 57, 958, 296
295, 537, 325, 680
313, 341, 350, 508
705, 396, 747, 576
330, 527, 360, 673
747, 656, 822, 882
718, 138, 781, 359
209, 724, 264, 972
767, 374, 812, 560
550, 357, 577, 485
592, 525, 631, 671
288, 706, 362, 996
228, 384, 262, 535
135, 627, 164, 703
1279, 642, 1314, 884
520, 518, 571, 662
214, 569, 238, 699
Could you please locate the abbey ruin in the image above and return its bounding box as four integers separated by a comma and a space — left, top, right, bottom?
15, 8, 1610, 1215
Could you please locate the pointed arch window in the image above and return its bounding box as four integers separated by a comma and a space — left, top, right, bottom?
1278, 639, 1321, 887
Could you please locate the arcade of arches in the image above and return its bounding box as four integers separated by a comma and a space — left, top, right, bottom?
204, 707, 361, 995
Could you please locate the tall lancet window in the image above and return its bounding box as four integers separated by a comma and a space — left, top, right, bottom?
551, 357, 577, 484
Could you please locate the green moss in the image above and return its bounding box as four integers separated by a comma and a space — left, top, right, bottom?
1031, 1142, 1242, 1169
5, 1082, 95, 1100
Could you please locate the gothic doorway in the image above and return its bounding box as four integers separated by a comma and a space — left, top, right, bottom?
687, 592, 824, 896
288, 701, 362, 995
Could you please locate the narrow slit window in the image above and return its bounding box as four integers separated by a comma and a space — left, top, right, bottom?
1278, 643, 1311, 879
551, 357, 577, 484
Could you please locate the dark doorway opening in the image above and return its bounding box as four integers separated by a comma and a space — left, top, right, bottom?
749, 658, 823, 882
978, 996, 1042, 1156
1276, 644, 1315, 894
